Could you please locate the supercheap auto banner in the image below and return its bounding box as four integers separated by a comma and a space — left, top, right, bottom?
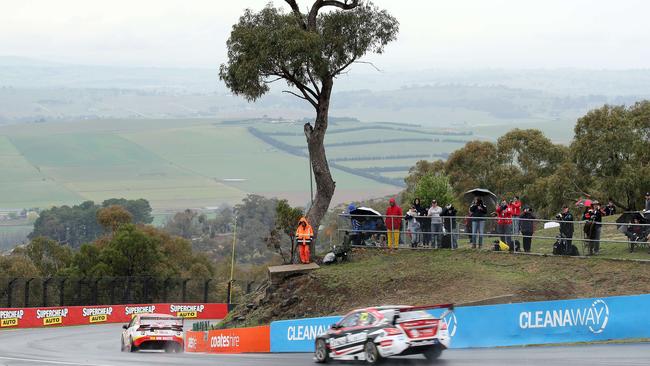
0, 303, 228, 329
269, 293, 650, 352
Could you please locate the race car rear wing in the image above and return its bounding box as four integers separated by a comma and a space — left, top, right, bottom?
398, 304, 454, 312
392, 304, 454, 324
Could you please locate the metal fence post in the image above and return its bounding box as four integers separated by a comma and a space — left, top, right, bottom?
142, 277, 150, 303
181, 279, 190, 303
109, 278, 118, 305
42, 277, 52, 307
6, 278, 17, 308
203, 279, 212, 303
58, 278, 67, 306
123, 277, 133, 304
163, 277, 171, 303
24, 278, 34, 307
92, 278, 101, 305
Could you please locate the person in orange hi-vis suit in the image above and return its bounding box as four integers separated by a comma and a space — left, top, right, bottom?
295, 216, 314, 264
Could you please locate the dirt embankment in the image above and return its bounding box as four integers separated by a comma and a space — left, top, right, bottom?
222, 249, 650, 328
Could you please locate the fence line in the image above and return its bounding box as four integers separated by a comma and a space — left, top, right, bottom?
337, 213, 650, 250
0, 276, 232, 309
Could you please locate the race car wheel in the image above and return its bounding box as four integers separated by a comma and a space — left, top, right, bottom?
314, 339, 329, 363
364, 341, 383, 364
129, 338, 138, 353
423, 345, 443, 361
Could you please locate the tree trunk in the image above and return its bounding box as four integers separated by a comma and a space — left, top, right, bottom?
304, 78, 336, 260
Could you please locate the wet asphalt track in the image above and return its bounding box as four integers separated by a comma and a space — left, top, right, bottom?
0, 323, 649, 366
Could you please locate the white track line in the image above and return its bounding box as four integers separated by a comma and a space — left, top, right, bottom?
0, 356, 110, 366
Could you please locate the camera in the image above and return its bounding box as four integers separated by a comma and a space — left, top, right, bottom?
556, 213, 563, 220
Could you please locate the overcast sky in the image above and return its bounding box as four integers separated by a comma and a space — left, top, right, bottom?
2, 0, 649, 70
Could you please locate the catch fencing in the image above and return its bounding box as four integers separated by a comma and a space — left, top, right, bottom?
336, 213, 650, 253
0, 276, 229, 309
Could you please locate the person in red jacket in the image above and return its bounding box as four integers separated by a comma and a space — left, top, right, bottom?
510, 196, 522, 236
496, 199, 513, 249
295, 217, 314, 264
385, 198, 403, 249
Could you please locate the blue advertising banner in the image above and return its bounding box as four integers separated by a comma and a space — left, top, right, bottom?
270, 315, 341, 352
269, 294, 650, 352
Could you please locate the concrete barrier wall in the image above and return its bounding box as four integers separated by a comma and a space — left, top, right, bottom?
269, 294, 650, 352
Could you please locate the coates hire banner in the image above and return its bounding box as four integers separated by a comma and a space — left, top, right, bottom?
0, 303, 228, 329
185, 326, 270, 354
270, 294, 650, 352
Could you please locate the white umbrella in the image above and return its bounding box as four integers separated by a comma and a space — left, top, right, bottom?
544, 222, 560, 229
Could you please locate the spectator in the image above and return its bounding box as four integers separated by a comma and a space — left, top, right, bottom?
469, 198, 488, 248
428, 200, 443, 249
604, 199, 616, 216
583, 201, 603, 255
385, 198, 402, 250
510, 196, 522, 236
496, 199, 514, 249
295, 216, 314, 264
625, 217, 645, 240
347, 204, 362, 246
405, 206, 421, 248
558, 206, 574, 246
413, 198, 430, 246
441, 203, 459, 249
519, 206, 535, 252
645, 192, 650, 217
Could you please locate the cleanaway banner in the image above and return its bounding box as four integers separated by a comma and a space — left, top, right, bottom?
0, 303, 228, 329
270, 315, 342, 352
270, 294, 650, 352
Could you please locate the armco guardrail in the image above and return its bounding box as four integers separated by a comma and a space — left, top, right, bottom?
0, 303, 228, 329
185, 326, 270, 353
269, 293, 650, 351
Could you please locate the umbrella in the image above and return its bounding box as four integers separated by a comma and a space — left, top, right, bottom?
575, 198, 592, 207
350, 207, 382, 221
544, 222, 560, 229
616, 211, 647, 232
464, 188, 497, 206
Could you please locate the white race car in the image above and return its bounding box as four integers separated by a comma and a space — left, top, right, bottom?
314, 304, 453, 364
121, 313, 184, 353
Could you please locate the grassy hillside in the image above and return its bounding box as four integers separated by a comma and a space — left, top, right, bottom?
224, 249, 650, 328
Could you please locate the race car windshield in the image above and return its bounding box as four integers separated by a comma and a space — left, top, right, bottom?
140, 317, 183, 328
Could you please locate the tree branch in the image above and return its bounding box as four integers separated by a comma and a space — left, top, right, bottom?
307, 0, 360, 30
284, 0, 307, 29
263, 76, 285, 84
353, 60, 383, 72
306, 66, 321, 94
280, 66, 320, 101
283, 90, 318, 109
331, 57, 358, 76
321, 0, 360, 10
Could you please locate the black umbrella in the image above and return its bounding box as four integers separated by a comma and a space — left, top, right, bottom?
616, 211, 647, 232
350, 207, 382, 221
463, 188, 498, 206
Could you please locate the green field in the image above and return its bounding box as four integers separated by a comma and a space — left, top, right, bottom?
1, 119, 431, 211
4, 117, 552, 211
